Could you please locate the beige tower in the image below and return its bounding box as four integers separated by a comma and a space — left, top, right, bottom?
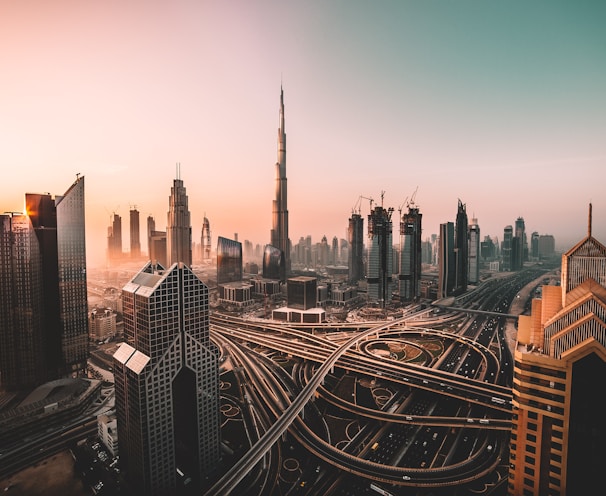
509, 205, 606, 495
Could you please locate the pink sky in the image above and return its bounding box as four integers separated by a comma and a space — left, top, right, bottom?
2, 1, 605, 267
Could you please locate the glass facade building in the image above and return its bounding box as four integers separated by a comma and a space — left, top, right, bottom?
367, 206, 394, 306
166, 173, 192, 267
216, 236, 242, 284
348, 213, 364, 284
287, 276, 317, 310
263, 244, 284, 281
438, 222, 455, 299
398, 206, 422, 302
114, 262, 220, 495
0, 176, 88, 390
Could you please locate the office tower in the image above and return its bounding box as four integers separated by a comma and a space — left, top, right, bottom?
398, 204, 422, 302
468, 217, 480, 284
202, 215, 211, 261
147, 215, 155, 258
530, 231, 539, 259
287, 276, 317, 310
509, 205, 606, 495
438, 222, 455, 299
538, 234, 556, 259
263, 245, 285, 281
216, 236, 242, 284
107, 213, 122, 262
514, 216, 527, 268
348, 212, 364, 284
149, 230, 167, 267
367, 205, 394, 306
113, 262, 220, 495
130, 207, 141, 258
318, 235, 329, 266
454, 199, 468, 293
0, 176, 88, 390
331, 236, 339, 265
270, 86, 290, 281
502, 225, 513, 271
166, 167, 192, 267
481, 235, 496, 261
0, 213, 46, 390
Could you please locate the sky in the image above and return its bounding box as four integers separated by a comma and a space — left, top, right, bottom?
1, 0, 605, 267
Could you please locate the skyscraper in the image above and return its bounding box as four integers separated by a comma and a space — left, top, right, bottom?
147, 215, 155, 258
216, 236, 242, 284
270, 86, 290, 281
502, 225, 513, 271
0, 176, 88, 390
509, 205, 606, 495
107, 213, 122, 262
438, 222, 455, 299
348, 212, 364, 284
514, 216, 526, 269
0, 213, 46, 390
166, 166, 192, 267
454, 199, 468, 294
468, 217, 480, 284
201, 215, 211, 261
367, 205, 394, 306
130, 207, 141, 258
113, 262, 220, 495
398, 204, 422, 302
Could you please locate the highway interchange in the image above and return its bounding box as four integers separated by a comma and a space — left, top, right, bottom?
206, 265, 554, 496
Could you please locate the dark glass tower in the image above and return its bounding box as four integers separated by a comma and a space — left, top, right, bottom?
130, 207, 141, 258
367, 205, 394, 307
107, 213, 122, 262
438, 222, 455, 299
114, 262, 220, 495
216, 236, 242, 284
454, 199, 468, 294
0, 176, 88, 390
398, 205, 422, 302
348, 212, 364, 284
270, 87, 290, 281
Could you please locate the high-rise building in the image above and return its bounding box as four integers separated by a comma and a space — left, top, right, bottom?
530, 231, 540, 260
438, 222, 455, 299
149, 230, 167, 267
216, 236, 242, 284
348, 212, 364, 284
367, 205, 394, 306
454, 199, 468, 294
509, 205, 606, 495
166, 166, 192, 267
0, 176, 88, 390
108, 213, 122, 262
146, 215, 155, 258
270, 86, 290, 281
113, 262, 220, 495
201, 215, 211, 261
468, 217, 480, 284
538, 234, 556, 259
514, 216, 527, 269
130, 208, 141, 258
398, 204, 422, 302
0, 213, 46, 390
263, 245, 285, 281
502, 225, 513, 271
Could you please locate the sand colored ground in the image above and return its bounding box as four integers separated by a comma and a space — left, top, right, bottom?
0, 450, 89, 496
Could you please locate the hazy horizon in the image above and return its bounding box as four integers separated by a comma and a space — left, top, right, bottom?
2, 1, 605, 267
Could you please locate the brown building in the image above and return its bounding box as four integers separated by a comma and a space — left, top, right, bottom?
509, 206, 606, 495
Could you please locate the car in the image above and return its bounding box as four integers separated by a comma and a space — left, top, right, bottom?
402, 475, 411, 480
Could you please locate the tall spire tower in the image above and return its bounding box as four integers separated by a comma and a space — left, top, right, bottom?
167, 163, 192, 267
270, 86, 290, 280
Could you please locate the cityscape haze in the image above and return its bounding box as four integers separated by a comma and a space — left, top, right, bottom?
2, 1, 605, 268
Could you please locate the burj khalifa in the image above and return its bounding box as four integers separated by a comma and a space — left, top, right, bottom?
270, 86, 290, 280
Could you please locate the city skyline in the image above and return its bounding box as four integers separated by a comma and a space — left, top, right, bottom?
2, 1, 605, 267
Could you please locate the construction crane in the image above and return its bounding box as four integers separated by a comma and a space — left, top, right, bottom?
352, 195, 374, 215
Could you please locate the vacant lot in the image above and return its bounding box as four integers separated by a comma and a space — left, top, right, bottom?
0, 450, 89, 495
